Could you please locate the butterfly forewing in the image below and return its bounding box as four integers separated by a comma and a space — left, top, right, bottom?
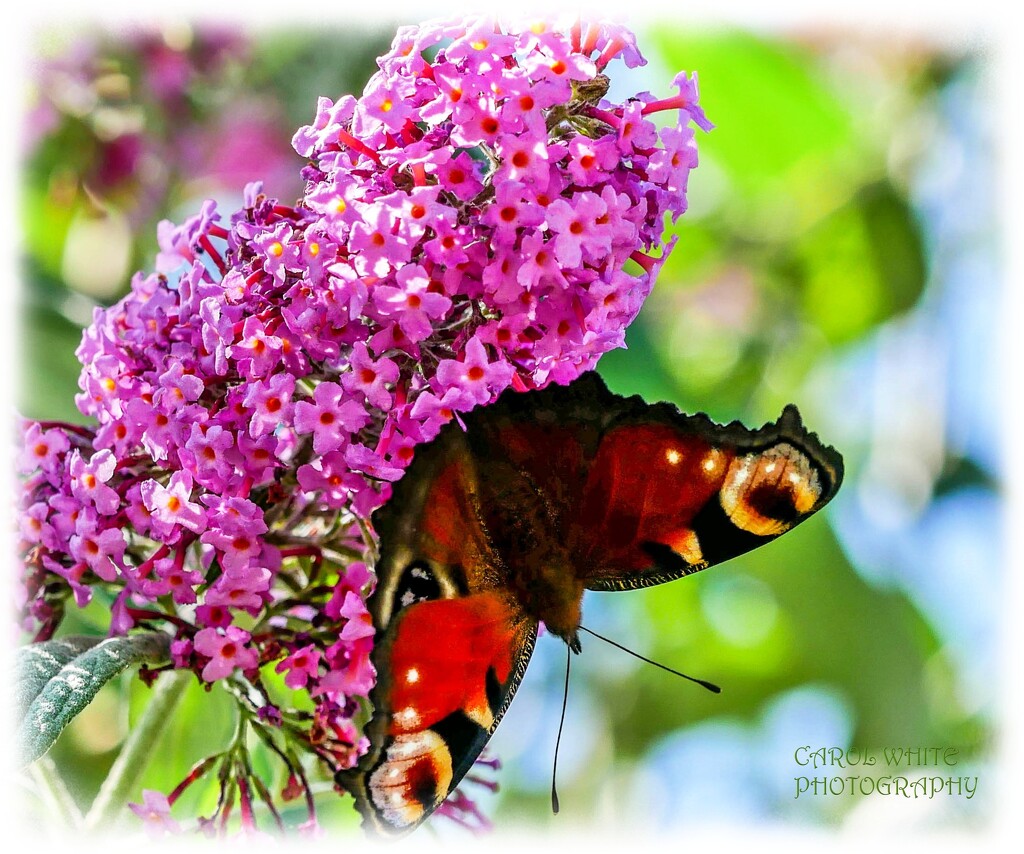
574, 395, 844, 589
340, 422, 539, 836
343, 593, 536, 835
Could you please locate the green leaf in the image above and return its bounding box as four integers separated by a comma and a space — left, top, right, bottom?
15, 635, 100, 715
17, 632, 171, 767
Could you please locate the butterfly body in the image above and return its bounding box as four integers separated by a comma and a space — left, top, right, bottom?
337, 372, 843, 835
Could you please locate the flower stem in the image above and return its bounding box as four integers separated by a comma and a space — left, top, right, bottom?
27, 755, 85, 828
84, 668, 191, 831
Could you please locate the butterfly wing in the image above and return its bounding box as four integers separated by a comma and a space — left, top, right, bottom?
450, 372, 844, 590
338, 424, 537, 836
574, 384, 843, 589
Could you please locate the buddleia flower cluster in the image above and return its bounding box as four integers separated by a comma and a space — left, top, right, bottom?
17, 15, 709, 835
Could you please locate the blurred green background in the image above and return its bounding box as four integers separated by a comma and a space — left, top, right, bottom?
19, 16, 999, 839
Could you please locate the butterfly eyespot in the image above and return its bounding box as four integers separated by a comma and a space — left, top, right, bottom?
720, 443, 823, 537
701, 448, 725, 477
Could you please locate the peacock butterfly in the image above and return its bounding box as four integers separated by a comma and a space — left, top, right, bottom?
336, 371, 843, 835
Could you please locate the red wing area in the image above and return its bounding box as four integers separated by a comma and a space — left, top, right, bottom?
340, 591, 536, 836
412, 454, 492, 578
573, 404, 844, 590
575, 423, 732, 574
369, 428, 500, 629
386, 593, 524, 736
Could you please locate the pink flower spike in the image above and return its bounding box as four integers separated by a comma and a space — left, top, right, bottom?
339, 591, 375, 642
482, 181, 544, 244
242, 373, 296, 439
358, 73, 414, 133
69, 449, 120, 515
545, 193, 609, 268
371, 264, 452, 343
14, 17, 706, 811
294, 381, 370, 455
18, 422, 69, 475
275, 644, 323, 689
642, 71, 714, 132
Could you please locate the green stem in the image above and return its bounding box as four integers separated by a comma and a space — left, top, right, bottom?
84, 668, 191, 831
28, 754, 85, 828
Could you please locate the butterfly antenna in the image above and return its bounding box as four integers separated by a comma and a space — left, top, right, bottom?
551, 643, 572, 815
578, 625, 721, 693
